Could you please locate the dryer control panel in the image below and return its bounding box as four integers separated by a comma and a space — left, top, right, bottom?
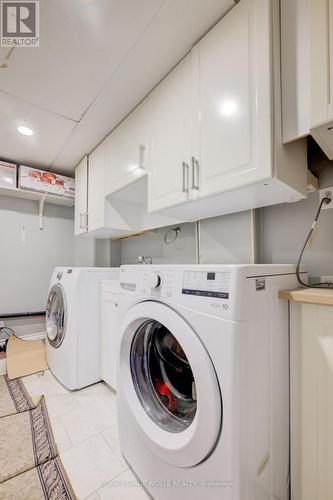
182, 271, 230, 299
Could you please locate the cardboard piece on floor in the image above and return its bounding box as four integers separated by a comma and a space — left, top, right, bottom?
6, 336, 48, 380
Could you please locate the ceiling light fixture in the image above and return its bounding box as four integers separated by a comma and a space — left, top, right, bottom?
17, 126, 34, 136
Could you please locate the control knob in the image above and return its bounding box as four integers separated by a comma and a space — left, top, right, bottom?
144, 272, 162, 290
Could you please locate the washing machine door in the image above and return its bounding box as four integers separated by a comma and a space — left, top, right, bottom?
119, 301, 222, 468
46, 284, 67, 348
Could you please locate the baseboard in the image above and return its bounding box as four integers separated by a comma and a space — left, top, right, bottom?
16, 331, 47, 341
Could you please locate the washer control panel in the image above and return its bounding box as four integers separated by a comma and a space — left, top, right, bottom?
182, 271, 230, 299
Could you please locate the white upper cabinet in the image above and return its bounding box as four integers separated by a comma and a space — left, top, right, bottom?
75, 0, 307, 233
105, 100, 149, 196
147, 54, 193, 212
193, 0, 272, 197
148, 0, 306, 221
74, 156, 88, 236
281, 0, 333, 158
84, 101, 181, 238
148, 0, 274, 213
88, 141, 105, 232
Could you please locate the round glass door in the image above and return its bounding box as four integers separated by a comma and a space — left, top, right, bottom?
120, 301, 222, 467
131, 320, 197, 433
46, 284, 67, 348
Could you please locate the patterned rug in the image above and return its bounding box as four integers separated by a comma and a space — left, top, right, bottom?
0, 458, 76, 500
0, 397, 58, 483
0, 374, 36, 417
0, 376, 76, 499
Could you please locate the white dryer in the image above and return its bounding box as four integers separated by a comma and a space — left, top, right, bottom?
117, 264, 305, 500
46, 267, 119, 390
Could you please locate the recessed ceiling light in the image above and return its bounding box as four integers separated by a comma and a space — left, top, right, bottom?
17, 126, 34, 136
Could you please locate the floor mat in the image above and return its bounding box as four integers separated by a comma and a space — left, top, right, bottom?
0, 457, 76, 500
6, 336, 48, 380
0, 374, 36, 417
0, 397, 57, 483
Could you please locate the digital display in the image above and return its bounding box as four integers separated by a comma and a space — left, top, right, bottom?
182, 270, 230, 300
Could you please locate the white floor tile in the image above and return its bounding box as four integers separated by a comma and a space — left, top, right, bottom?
60, 434, 127, 500
23, 371, 136, 499
102, 425, 120, 452
75, 382, 116, 409
61, 398, 117, 445
22, 369, 69, 396
84, 493, 100, 500
45, 393, 81, 424
98, 468, 151, 500
101, 425, 127, 468
51, 417, 73, 453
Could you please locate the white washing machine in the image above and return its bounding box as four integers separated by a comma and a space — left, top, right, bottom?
117, 264, 305, 500
46, 267, 119, 390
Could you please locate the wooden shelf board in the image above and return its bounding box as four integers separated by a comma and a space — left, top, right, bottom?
0, 186, 74, 207
279, 287, 333, 306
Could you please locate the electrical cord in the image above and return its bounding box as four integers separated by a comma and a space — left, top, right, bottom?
0, 326, 14, 338
296, 196, 333, 288
0, 326, 14, 351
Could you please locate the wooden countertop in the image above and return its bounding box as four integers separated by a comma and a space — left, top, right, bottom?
279, 287, 333, 306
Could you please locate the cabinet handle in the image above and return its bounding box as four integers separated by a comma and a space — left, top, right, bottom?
139, 144, 146, 170
79, 212, 85, 229
80, 212, 88, 230
181, 161, 189, 193
191, 156, 200, 190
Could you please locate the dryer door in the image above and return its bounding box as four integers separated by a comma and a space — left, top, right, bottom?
46, 284, 67, 348
119, 301, 222, 467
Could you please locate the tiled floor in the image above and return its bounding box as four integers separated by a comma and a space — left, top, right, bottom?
22, 370, 150, 500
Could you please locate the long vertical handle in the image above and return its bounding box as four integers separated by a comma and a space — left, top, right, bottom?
182, 161, 189, 193
79, 212, 85, 229
80, 212, 88, 230
139, 144, 146, 170
191, 156, 200, 190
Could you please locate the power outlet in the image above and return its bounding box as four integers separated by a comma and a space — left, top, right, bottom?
319, 186, 333, 209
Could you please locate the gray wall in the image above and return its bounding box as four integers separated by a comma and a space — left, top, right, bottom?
118, 211, 254, 265
119, 223, 197, 265
0, 195, 75, 315
199, 211, 254, 264
260, 191, 333, 281
74, 237, 111, 267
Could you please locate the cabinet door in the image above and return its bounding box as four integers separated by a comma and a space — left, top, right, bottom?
290, 302, 333, 500
105, 100, 148, 196
100, 292, 118, 390
88, 142, 105, 231
193, 0, 272, 198
74, 156, 88, 235
147, 54, 193, 212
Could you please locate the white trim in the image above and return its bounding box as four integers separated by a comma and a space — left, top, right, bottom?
250, 208, 258, 264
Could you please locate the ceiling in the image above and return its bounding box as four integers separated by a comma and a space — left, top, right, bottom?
0, 0, 235, 174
